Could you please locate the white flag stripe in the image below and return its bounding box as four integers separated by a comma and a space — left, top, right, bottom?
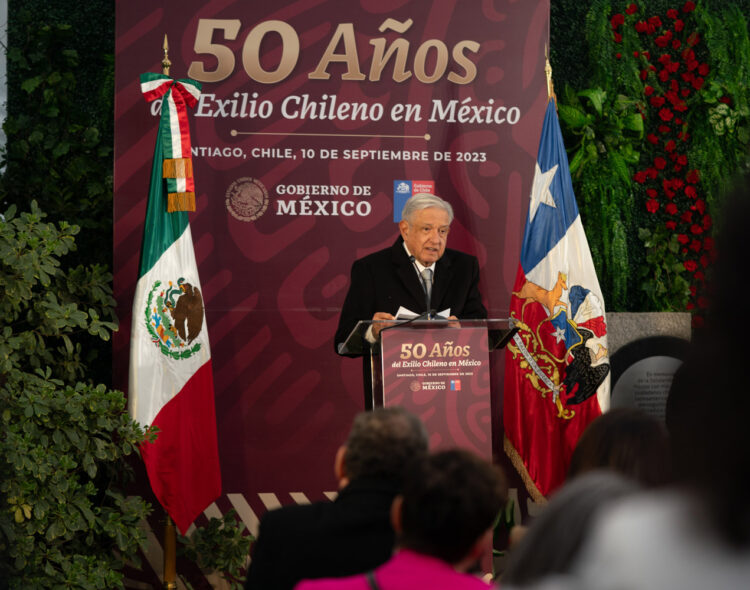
129, 226, 210, 426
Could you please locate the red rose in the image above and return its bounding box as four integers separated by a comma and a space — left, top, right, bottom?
626, 3, 638, 15
658, 53, 671, 65
659, 107, 674, 121
647, 167, 658, 179
647, 133, 659, 144
611, 13, 625, 28
690, 224, 703, 235
690, 239, 702, 252
665, 140, 676, 152
677, 154, 688, 166
686, 169, 700, 183
614, 33, 623, 43
698, 296, 709, 309
647, 188, 658, 198
670, 79, 679, 92
684, 260, 697, 272
667, 8, 679, 18
616, 52, 622, 59
649, 15, 663, 27
703, 214, 712, 229
634, 51, 640, 57
668, 61, 680, 73
654, 156, 667, 170
687, 32, 700, 46
674, 164, 684, 173
681, 210, 694, 223
634, 171, 648, 183
682, 49, 695, 62
682, 71, 695, 82
698, 63, 709, 75
703, 237, 714, 251
646, 199, 660, 213
635, 20, 648, 32
675, 117, 683, 125
719, 96, 732, 104
674, 19, 685, 32
694, 271, 705, 281
659, 124, 671, 134
672, 39, 682, 50
674, 101, 688, 113
692, 76, 704, 90
672, 178, 684, 189
686, 302, 695, 310
642, 50, 651, 59
655, 35, 670, 48
650, 96, 666, 107
690, 285, 697, 296
681, 88, 691, 97
685, 185, 697, 199
683, 1, 696, 13
696, 199, 706, 214
645, 85, 654, 96
700, 254, 709, 268
640, 69, 649, 80
666, 221, 677, 230
687, 60, 699, 71
658, 68, 670, 81
677, 234, 689, 245
692, 315, 704, 328
666, 203, 678, 215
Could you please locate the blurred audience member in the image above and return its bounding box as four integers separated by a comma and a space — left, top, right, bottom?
245, 407, 428, 590
295, 448, 507, 590
502, 472, 638, 587
569, 175, 750, 589
567, 408, 672, 487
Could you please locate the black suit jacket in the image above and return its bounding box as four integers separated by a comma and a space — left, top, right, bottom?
334, 236, 487, 354
334, 237, 487, 408
244, 478, 400, 590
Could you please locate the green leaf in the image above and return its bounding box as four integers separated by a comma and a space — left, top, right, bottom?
558, 104, 589, 128
21, 75, 43, 93
578, 88, 605, 116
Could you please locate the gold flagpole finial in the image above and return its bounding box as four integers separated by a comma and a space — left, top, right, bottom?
162, 34, 171, 76
544, 46, 557, 107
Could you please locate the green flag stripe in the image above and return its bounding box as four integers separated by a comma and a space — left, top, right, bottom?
138, 129, 189, 278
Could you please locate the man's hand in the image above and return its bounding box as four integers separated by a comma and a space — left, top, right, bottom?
371, 312, 396, 338
447, 314, 460, 328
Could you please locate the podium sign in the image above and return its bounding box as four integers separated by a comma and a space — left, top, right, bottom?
380, 324, 492, 460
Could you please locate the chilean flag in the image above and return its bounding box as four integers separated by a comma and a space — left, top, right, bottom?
503, 100, 610, 500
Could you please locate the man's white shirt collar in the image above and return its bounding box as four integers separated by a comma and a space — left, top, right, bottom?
403, 243, 435, 274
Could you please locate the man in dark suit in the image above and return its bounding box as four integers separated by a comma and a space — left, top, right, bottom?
334, 193, 487, 406
244, 407, 428, 590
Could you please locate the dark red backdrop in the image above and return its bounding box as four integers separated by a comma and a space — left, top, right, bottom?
114, 0, 549, 511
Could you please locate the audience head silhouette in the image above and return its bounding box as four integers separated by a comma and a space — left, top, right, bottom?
568, 407, 671, 487
394, 448, 507, 567
335, 406, 429, 487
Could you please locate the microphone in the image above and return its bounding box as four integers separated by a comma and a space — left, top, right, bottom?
380, 309, 435, 335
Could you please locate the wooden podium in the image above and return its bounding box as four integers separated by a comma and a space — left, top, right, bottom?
338, 319, 516, 460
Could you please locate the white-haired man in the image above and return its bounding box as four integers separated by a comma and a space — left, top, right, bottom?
334, 193, 487, 407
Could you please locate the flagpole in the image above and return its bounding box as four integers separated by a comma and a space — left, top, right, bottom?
159, 35, 178, 590
544, 45, 557, 106
163, 515, 178, 589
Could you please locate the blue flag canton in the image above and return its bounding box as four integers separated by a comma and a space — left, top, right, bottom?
521, 101, 583, 274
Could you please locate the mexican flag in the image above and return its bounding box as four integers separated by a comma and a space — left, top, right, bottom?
129, 75, 221, 534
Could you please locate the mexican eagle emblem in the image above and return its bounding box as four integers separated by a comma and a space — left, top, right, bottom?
145, 278, 204, 359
